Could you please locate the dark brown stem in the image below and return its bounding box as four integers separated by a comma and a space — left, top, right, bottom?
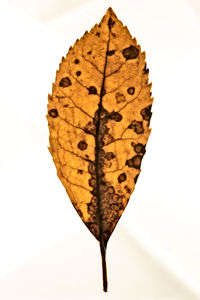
100, 240, 108, 292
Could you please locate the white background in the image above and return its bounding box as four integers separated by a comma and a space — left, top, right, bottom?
0, 0, 200, 299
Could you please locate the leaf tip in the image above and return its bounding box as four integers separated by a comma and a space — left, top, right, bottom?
106, 7, 117, 19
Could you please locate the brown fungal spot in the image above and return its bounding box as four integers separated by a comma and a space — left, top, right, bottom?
134, 121, 144, 134
110, 111, 122, 122
108, 17, 115, 29
74, 59, 79, 64
77, 169, 83, 174
127, 87, 135, 95
88, 86, 97, 94
87, 196, 97, 215
76, 71, 81, 76
134, 143, 146, 154
143, 63, 149, 74
126, 155, 142, 169
95, 32, 100, 37
48, 108, 58, 118
128, 123, 134, 129
115, 92, 125, 103
91, 188, 97, 197
108, 186, 115, 194
59, 77, 72, 87
78, 141, 87, 150
134, 174, 139, 184
85, 221, 99, 239
103, 134, 114, 145
140, 105, 152, 121
76, 208, 83, 218
87, 50, 92, 55
122, 45, 139, 60
89, 176, 96, 188
107, 50, 115, 56
113, 194, 120, 201
124, 185, 131, 193
128, 120, 144, 134
118, 173, 127, 183
84, 121, 96, 135
88, 162, 95, 174
105, 152, 115, 160
100, 107, 108, 118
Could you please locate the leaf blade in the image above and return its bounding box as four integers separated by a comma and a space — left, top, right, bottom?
47, 7, 153, 292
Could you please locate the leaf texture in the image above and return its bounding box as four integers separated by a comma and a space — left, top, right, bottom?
47, 7, 153, 292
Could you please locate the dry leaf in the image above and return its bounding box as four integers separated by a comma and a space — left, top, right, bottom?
47, 7, 153, 292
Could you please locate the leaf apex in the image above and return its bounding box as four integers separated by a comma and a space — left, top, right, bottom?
106, 7, 117, 18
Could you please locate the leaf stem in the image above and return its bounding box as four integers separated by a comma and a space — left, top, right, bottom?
100, 240, 108, 292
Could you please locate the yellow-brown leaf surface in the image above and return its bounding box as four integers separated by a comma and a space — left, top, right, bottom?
47, 7, 153, 292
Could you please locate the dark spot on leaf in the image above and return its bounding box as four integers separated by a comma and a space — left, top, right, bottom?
85, 220, 99, 239
91, 188, 97, 196
59, 77, 72, 87
95, 32, 100, 37
134, 174, 139, 184
74, 59, 79, 64
87, 50, 92, 55
105, 152, 115, 160
100, 108, 109, 119
78, 141, 87, 150
89, 176, 96, 188
76, 208, 83, 218
111, 32, 116, 38
48, 109, 58, 118
124, 185, 131, 193
108, 186, 115, 194
143, 63, 149, 74
107, 50, 115, 56
77, 169, 83, 174
84, 121, 96, 135
103, 134, 114, 145
134, 121, 144, 134
127, 87, 135, 95
140, 105, 152, 121
113, 194, 120, 201
128, 123, 134, 129
110, 111, 122, 122
100, 180, 106, 186
118, 173, 127, 183
88, 162, 95, 174
88, 86, 97, 94
115, 92, 125, 103
122, 45, 139, 60
126, 155, 142, 169
76, 71, 81, 76
108, 17, 115, 29
128, 120, 144, 134
87, 196, 97, 215
134, 143, 146, 154
99, 141, 105, 148
100, 123, 109, 135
